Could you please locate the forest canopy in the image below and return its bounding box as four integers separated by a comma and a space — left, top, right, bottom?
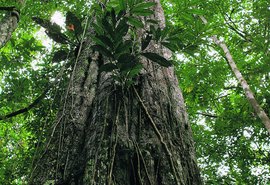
0, 0, 269, 184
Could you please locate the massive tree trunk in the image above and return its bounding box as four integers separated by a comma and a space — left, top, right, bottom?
30, 1, 201, 184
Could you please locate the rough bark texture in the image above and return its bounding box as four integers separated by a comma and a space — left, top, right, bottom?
30, 1, 202, 184
0, 10, 19, 49
200, 15, 270, 134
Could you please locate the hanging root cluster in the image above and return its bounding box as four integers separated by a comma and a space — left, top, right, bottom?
79, 77, 186, 185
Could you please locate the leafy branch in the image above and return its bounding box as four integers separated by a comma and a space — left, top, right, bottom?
90, 1, 177, 87
223, 13, 252, 42
0, 60, 69, 121
0, 86, 49, 121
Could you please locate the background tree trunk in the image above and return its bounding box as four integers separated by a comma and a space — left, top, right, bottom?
30, 1, 202, 184
0, 9, 19, 48
199, 15, 270, 134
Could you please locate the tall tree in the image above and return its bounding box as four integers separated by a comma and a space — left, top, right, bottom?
27, 0, 201, 184
2, 0, 270, 184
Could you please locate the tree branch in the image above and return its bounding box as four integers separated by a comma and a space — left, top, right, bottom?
223, 13, 251, 42
196, 112, 218, 118
0, 86, 50, 121
0, 46, 71, 121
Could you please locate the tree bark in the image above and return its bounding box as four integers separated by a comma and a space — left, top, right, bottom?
0, 9, 19, 49
30, 1, 202, 184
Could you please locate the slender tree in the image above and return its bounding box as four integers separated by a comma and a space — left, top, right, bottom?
29, 0, 202, 184
200, 15, 270, 134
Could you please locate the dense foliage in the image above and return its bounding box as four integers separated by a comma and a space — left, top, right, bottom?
0, 0, 269, 184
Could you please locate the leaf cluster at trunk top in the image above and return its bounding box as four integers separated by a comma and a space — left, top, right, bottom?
90, 0, 175, 86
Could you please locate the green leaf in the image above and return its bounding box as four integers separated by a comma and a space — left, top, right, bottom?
92, 23, 103, 35
127, 0, 134, 7
161, 41, 178, 52
102, 17, 114, 37
150, 25, 162, 41
118, 59, 138, 73
52, 50, 69, 63
160, 27, 170, 41
181, 13, 194, 22
187, 9, 205, 15
110, 8, 117, 26
106, 0, 119, 9
92, 45, 113, 58
132, 2, 156, 11
115, 18, 129, 41
50, 23, 62, 33
119, 0, 126, 10
45, 30, 69, 44
127, 63, 143, 77
32, 17, 51, 28
99, 63, 118, 72
141, 52, 172, 67
95, 35, 114, 49
155, 27, 162, 41
117, 10, 126, 20
115, 40, 133, 57
146, 19, 159, 25
183, 45, 199, 55
90, 35, 106, 47
131, 9, 154, 16
141, 34, 152, 51
127, 17, 144, 28
118, 53, 136, 66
